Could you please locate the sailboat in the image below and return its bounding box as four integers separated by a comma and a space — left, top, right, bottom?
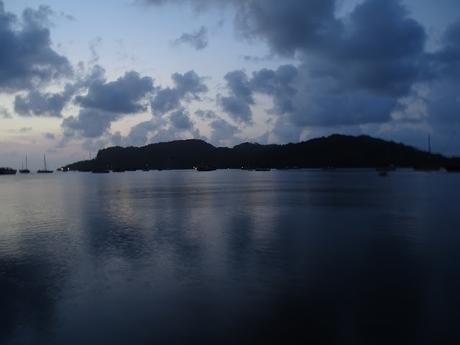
37, 154, 53, 174
413, 135, 440, 171
19, 155, 30, 174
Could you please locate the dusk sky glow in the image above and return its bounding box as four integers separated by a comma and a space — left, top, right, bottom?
1, 0, 460, 169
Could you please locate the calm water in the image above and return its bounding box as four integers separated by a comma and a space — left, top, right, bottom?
1, 170, 460, 345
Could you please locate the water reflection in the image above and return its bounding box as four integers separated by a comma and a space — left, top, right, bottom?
0, 171, 460, 344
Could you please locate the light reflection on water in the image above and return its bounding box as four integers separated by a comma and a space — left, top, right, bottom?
1, 170, 460, 344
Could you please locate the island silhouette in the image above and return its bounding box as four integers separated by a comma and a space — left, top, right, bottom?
61, 134, 460, 172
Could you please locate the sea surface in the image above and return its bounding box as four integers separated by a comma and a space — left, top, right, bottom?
1, 170, 460, 345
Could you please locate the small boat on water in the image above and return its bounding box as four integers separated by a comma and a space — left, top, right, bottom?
19, 155, 30, 174
0, 167, 17, 175
37, 154, 53, 174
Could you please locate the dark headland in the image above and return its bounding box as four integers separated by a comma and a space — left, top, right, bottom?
62, 134, 460, 172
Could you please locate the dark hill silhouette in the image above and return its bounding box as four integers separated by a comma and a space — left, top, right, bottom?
62, 134, 456, 172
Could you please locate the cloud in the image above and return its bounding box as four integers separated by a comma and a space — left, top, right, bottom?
235, 0, 340, 56
15, 89, 70, 118
111, 109, 201, 147
219, 70, 254, 123
431, 20, 460, 79
62, 108, 124, 139
54, 0, 460, 149
151, 88, 182, 115
141, 0, 340, 54
210, 117, 239, 146
151, 70, 208, 115
0, 1, 71, 92
172, 70, 208, 95
43, 132, 56, 140
170, 108, 194, 130
62, 69, 206, 144
14, 65, 106, 118
174, 26, 208, 50
112, 117, 165, 147
76, 71, 154, 114
218, 65, 298, 127
250, 64, 298, 114
60, 69, 154, 142
59, 11, 76, 22
334, 0, 427, 97
195, 109, 217, 120
144, 1, 429, 128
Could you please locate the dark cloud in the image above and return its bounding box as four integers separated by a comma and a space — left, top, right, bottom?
219, 96, 253, 123
172, 70, 208, 95
170, 109, 194, 130
210, 117, 239, 145
151, 88, 182, 115
334, 0, 427, 97
15, 89, 70, 118
431, 20, 460, 79
144, 0, 433, 137
0, 1, 71, 92
218, 65, 298, 127
76, 71, 154, 114
174, 26, 208, 50
62, 70, 206, 142
219, 70, 254, 123
151, 70, 208, 115
62, 108, 123, 138
289, 78, 396, 127
250, 64, 298, 114
142, 0, 340, 55
427, 81, 460, 127
56, 0, 460, 148
14, 65, 106, 118
234, 0, 340, 56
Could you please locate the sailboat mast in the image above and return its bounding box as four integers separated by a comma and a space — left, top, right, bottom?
44, 154, 47, 171
26, 154, 28, 170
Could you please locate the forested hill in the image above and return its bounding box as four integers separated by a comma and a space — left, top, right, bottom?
62, 134, 455, 171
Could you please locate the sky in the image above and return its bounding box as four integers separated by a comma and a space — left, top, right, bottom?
0, 0, 460, 169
